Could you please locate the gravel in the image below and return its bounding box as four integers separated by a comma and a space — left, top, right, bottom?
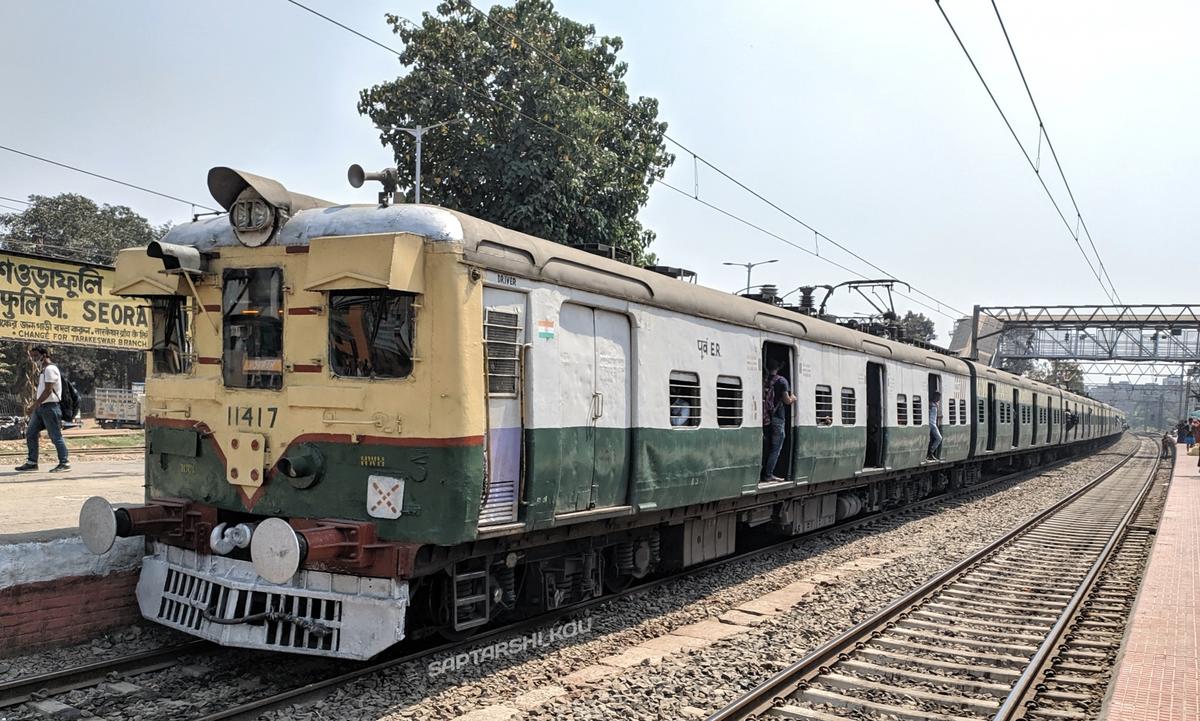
291, 438, 1137, 721
2, 437, 1137, 721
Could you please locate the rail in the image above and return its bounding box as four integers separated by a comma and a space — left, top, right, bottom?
707, 436, 1155, 721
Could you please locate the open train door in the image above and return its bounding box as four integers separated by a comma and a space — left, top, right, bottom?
865, 362, 885, 468
986, 383, 997, 451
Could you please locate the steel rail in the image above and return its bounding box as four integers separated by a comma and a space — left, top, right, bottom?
0, 446, 145, 459
705, 437, 1148, 721
193, 441, 1126, 721
0, 640, 211, 707
992, 442, 1161, 720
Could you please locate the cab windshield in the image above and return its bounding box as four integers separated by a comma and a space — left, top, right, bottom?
222, 268, 283, 389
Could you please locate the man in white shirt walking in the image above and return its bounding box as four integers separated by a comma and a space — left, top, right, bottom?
15, 345, 70, 472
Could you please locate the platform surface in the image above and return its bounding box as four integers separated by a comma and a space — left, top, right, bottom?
0, 459, 143, 537
1103, 448, 1200, 721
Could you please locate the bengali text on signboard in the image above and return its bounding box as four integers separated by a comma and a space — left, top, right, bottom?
0, 251, 150, 350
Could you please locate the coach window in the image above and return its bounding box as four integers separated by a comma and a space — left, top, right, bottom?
669, 371, 701, 428
948, 397, 956, 425
815, 385, 833, 426
960, 399, 967, 425
912, 396, 923, 425
222, 268, 283, 389
329, 290, 417, 379
896, 394, 908, 425
716, 376, 743, 428
840, 387, 856, 425
150, 297, 191, 374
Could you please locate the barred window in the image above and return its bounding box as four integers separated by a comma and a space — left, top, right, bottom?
716, 376, 743, 428
484, 309, 522, 396
815, 385, 833, 426
912, 396, 923, 426
896, 394, 908, 425
978, 399, 986, 424
960, 399, 966, 425
948, 398, 956, 425
669, 371, 701, 428
840, 387, 856, 425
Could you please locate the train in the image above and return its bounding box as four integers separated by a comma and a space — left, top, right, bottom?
78, 166, 1124, 660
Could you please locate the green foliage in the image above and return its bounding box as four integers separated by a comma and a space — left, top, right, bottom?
1026, 360, 1086, 394
0, 193, 167, 264
898, 311, 936, 343
358, 0, 674, 262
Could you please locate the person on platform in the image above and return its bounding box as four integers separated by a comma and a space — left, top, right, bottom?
15, 345, 70, 473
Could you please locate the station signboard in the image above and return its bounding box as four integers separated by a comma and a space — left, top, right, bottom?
0, 250, 149, 350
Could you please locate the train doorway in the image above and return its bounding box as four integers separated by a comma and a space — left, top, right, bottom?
986, 383, 997, 451
865, 362, 886, 468
1012, 389, 1020, 447
761, 342, 794, 483
1032, 393, 1039, 444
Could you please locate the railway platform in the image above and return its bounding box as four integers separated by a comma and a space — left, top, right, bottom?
0, 459, 143, 535
1102, 447, 1200, 721
0, 459, 145, 655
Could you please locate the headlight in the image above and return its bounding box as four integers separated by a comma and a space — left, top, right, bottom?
230, 188, 276, 246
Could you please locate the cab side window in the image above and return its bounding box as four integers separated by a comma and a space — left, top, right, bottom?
150, 297, 191, 374
329, 290, 417, 379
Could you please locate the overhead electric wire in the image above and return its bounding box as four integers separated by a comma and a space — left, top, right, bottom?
0, 144, 220, 213
0, 195, 30, 206
989, 0, 1120, 302
933, 0, 1115, 304
0, 202, 26, 213
284, 0, 959, 321
459, 0, 964, 318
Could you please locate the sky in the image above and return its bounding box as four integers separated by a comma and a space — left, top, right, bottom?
1, 0, 1196, 349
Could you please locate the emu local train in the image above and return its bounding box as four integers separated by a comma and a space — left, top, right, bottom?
79, 167, 1125, 660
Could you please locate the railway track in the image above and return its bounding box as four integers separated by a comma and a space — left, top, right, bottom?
0, 445, 145, 459
1, 441, 1123, 721
707, 436, 1160, 721
0, 641, 210, 708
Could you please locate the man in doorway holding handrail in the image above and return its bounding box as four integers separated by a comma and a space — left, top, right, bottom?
927, 391, 943, 461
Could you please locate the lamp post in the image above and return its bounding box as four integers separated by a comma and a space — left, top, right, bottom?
380, 118, 461, 204
723, 259, 778, 294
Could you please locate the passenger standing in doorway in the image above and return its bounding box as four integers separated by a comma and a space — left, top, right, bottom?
15, 345, 70, 472
761, 358, 795, 482
927, 391, 943, 461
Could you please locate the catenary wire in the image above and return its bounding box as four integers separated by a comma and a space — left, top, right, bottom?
284, 0, 959, 322
933, 0, 1114, 304
290, 0, 964, 321
990, 0, 1120, 303
0, 195, 30, 206
0, 203, 27, 213
459, 0, 964, 317
0, 144, 220, 213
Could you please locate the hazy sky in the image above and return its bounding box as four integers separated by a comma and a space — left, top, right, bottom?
2, 1, 1196, 344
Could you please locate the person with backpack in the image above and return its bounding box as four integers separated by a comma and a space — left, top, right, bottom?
15, 345, 70, 472
761, 357, 795, 482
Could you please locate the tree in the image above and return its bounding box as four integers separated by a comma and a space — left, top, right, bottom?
898, 311, 936, 343
358, 0, 674, 262
0, 193, 167, 264
1028, 360, 1085, 394
0, 193, 159, 405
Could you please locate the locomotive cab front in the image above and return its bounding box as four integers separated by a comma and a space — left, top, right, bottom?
80, 167, 487, 659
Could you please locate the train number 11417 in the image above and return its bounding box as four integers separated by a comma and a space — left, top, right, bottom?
227, 406, 278, 429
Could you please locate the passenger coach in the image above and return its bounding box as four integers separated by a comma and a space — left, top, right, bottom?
79, 167, 1124, 659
